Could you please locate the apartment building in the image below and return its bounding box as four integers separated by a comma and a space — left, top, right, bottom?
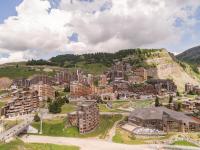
185, 83, 200, 95
70, 81, 92, 98
31, 82, 55, 100
128, 67, 148, 84
147, 79, 177, 94
29, 75, 54, 85
1, 88, 39, 118
54, 70, 71, 85
68, 102, 99, 134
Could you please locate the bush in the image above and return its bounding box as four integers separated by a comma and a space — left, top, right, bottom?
155, 97, 160, 107
48, 101, 61, 114
64, 87, 70, 93
129, 134, 136, 140
34, 114, 40, 122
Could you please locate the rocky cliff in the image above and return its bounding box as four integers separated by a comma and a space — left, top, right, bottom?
146, 49, 200, 91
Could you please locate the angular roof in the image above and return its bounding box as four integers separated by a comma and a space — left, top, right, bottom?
129, 107, 199, 125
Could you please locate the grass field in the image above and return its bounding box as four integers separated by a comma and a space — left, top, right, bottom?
0, 66, 43, 79
61, 104, 77, 113
0, 139, 79, 150
99, 101, 130, 112
112, 128, 176, 145
0, 101, 5, 108
99, 104, 121, 112
69, 63, 108, 75
112, 128, 146, 145
131, 100, 154, 109
32, 115, 122, 139
171, 140, 198, 147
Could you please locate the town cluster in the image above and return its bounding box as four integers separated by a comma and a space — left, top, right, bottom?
1, 61, 200, 135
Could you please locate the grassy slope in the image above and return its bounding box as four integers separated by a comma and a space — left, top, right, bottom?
0, 66, 42, 79
0, 101, 5, 109
61, 104, 77, 114
172, 140, 198, 147
32, 115, 122, 139
146, 50, 200, 91
0, 139, 79, 150
68, 62, 108, 75
112, 128, 146, 145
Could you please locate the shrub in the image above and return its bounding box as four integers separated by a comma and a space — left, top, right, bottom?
34, 114, 40, 122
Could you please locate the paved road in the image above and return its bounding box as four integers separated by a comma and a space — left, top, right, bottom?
0, 117, 33, 142
21, 135, 200, 150
42, 112, 129, 119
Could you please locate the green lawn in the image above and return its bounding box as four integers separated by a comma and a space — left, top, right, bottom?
69, 63, 108, 75
61, 104, 76, 113
99, 104, 121, 112
32, 115, 122, 139
0, 66, 43, 79
0, 90, 7, 95
99, 101, 130, 112
0, 101, 5, 109
171, 140, 199, 147
0, 139, 79, 150
112, 128, 146, 145
131, 100, 154, 109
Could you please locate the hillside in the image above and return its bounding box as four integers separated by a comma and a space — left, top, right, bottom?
146, 49, 200, 91
48, 49, 200, 91
0, 49, 199, 91
177, 45, 200, 65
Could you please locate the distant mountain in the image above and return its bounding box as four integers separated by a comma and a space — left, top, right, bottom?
177, 45, 200, 65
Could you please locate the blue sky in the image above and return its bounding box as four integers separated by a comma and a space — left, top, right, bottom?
0, 0, 200, 63
0, 0, 22, 23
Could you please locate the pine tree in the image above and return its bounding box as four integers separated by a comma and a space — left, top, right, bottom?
155, 97, 160, 107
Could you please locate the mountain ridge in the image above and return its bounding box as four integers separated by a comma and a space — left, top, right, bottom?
177, 45, 200, 65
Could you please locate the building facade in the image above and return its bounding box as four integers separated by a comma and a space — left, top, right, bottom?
128, 107, 200, 132
31, 82, 55, 100
1, 88, 40, 118
68, 102, 99, 134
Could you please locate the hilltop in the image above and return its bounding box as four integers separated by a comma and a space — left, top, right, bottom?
177, 45, 200, 65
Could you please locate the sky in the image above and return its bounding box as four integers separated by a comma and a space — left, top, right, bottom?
0, 0, 200, 64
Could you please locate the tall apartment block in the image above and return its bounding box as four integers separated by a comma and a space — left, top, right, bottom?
68, 102, 99, 134
1, 88, 39, 118
31, 82, 55, 100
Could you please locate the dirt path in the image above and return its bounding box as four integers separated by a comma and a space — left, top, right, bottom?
105, 116, 124, 142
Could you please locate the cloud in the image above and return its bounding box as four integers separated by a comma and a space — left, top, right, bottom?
0, 49, 26, 64
0, 0, 200, 63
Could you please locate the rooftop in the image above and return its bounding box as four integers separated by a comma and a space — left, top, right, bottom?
129, 107, 199, 125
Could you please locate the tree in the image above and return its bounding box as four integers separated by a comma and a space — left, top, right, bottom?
188, 91, 195, 95
48, 101, 61, 114
63, 87, 70, 93
169, 96, 173, 104
16, 64, 19, 68
34, 114, 40, 122
55, 91, 60, 98
155, 97, 160, 107
47, 97, 52, 103
63, 96, 69, 103
177, 102, 182, 111
56, 97, 65, 107
176, 91, 180, 97
175, 102, 182, 111
116, 94, 120, 100
93, 79, 99, 87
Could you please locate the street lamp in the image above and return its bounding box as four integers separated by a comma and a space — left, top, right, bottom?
39, 108, 45, 134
